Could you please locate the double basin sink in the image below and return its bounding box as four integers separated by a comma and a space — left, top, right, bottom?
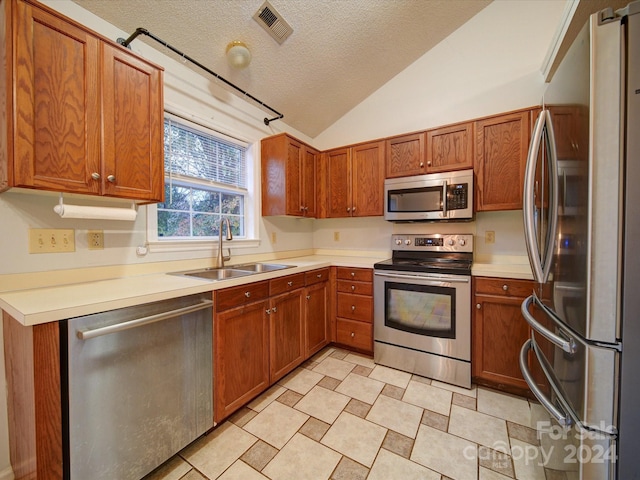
172, 263, 294, 281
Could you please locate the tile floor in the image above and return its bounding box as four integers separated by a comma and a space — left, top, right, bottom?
143, 347, 573, 480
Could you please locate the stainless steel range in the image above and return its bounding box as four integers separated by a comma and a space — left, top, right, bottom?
373, 233, 473, 388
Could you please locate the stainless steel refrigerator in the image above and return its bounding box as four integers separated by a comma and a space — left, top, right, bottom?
520, 2, 639, 479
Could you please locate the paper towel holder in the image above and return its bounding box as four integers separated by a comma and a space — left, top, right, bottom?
54, 193, 138, 221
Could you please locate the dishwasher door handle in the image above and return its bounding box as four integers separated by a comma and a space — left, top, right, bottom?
77, 299, 213, 340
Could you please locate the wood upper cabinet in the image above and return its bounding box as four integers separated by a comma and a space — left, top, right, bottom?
474, 110, 531, 211
261, 133, 318, 217
320, 140, 385, 218
425, 122, 473, 173
547, 105, 588, 161
2, 0, 164, 201
386, 132, 425, 178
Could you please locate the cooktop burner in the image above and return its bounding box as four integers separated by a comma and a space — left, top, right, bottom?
374, 234, 473, 275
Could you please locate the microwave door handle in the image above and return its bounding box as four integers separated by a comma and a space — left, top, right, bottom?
442, 180, 448, 217
523, 109, 547, 283
542, 110, 559, 283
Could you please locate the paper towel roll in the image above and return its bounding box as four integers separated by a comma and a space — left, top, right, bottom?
54, 204, 137, 221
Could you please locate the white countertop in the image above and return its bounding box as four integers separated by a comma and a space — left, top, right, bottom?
0, 253, 534, 326
0, 255, 383, 326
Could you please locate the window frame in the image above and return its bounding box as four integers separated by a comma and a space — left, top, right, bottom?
145, 109, 260, 253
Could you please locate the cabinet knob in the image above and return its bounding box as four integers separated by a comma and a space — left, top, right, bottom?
350, 272, 355, 277
266, 308, 271, 314
351, 285, 355, 291
300, 206, 305, 211
272, 306, 277, 313
351, 305, 356, 311
288, 281, 293, 287
245, 291, 251, 298
306, 295, 311, 300
427, 161, 431, 166
351, 332, 355, 338
352, 206, 356, 213
91, 172, 101, 180
420, 162, 424, 168
304, 206, 309, 211
107, 175, 116, 183
503, 284, 508, 291
476, 303, 481, 309
346, 207, 351, 212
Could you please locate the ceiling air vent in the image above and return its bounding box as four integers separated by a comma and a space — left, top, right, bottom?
253, 1, 293, 44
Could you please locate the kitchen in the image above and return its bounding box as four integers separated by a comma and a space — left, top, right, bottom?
0, 0, 636, 479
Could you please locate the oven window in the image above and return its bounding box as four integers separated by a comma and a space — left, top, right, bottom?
388, 186, 443, 213
384, 282, 455, 338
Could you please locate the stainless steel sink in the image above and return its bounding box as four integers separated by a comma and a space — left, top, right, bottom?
233, 263, 294, 273
170, 263, 294, 281
174, 267, 254, 281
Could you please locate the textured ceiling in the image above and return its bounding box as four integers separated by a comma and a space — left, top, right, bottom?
72, 0, 492, 138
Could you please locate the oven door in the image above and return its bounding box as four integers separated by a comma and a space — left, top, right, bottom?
373, 270, 471, 361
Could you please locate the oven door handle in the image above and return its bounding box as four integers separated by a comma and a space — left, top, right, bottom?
374, 271, 469, 284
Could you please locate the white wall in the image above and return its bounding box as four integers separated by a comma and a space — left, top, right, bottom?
0, 0, 568, 476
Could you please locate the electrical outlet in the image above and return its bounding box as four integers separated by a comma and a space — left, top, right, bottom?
88, 230, 104, 250
271, 232, 277, 244
29, 229, 75, 253
485, 231, 496, 244
334, 231, 340, 242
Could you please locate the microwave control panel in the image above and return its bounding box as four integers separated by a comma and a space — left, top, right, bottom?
447, 183, 468, 210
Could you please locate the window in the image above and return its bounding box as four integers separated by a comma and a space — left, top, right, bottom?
158, 115, 248, 239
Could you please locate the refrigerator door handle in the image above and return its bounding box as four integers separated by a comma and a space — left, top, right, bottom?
520, 339, 571, 427
523, 110, 547, 283
542, 110, 560, 282
521, 294, 578, 354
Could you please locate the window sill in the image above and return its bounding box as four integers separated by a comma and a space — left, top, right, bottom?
146, 238, 260, 254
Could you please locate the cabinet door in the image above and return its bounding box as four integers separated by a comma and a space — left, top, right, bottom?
13, 1, 101, 193
214, 300, 269, 422
475, 111, 530, 211
426, 122, 473, 173
270, 290, 304, 382
385, 133, 425, 178
305, 281, 329, 357
473, 294, 530, 390
324, 148, 351, 217
351, 141, 385, 217
102, 43, 164, 201
301, 146, 318, 217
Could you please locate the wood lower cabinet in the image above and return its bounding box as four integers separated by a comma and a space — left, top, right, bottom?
334, 267, 373, 354
304, 268, 330, 357
473, 276, 544, 396
474, 110, 531, 211
320, 141, 385, 218
261, 133, 319, 218
269, 289, 304, 383
214, 282, 270, 423
1, 0, 164, 201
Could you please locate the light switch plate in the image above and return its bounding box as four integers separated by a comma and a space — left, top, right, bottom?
29, 229, 75, 253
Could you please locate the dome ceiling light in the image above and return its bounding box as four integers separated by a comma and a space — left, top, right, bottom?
226, 41, 252, 69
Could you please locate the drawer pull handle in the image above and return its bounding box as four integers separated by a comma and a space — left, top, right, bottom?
351, 285, 355, 291
245, 292, 251, 298
288, 281, 293, 287
317, 274, 322, 278
503, 285, 508, 291
351, 272, 355, 277
351, 305, 356, 311
351, 332, 355, 338
476, 303, 481, 309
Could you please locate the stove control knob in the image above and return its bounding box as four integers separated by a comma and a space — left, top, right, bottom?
405, 239, 412, 246
395, 239, 403, 246
459, 239, 466, 246
447, 239, 455, 246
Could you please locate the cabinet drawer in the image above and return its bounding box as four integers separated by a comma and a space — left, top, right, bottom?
216, 281, 270, 311
270, 273, 305, 296
336, 267, 372, 282
474, 277, 534, 298
337, 293, 372, 323
336, 319, 372, 352
305, 268, 330, 286
337, 280, 372, 296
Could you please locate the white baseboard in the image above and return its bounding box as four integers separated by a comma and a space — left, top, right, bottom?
0, 466, 14, 480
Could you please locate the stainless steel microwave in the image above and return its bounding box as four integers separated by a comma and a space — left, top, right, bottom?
384, 169, 474, 222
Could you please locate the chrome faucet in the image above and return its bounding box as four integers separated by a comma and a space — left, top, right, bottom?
217, 217, 233, 267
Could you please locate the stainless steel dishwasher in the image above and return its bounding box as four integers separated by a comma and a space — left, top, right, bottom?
60, 293, 214, 480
